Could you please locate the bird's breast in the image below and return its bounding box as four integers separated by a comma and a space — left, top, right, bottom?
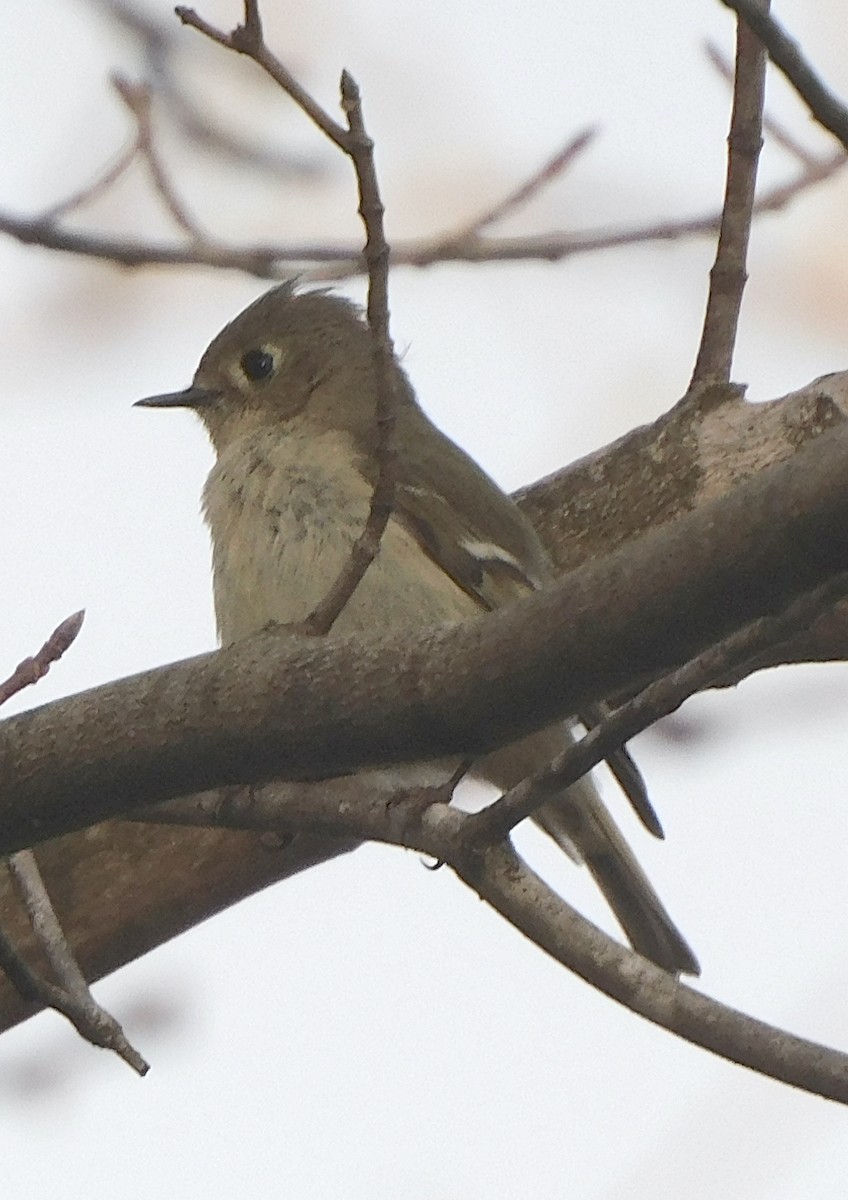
202, 428, 476, 644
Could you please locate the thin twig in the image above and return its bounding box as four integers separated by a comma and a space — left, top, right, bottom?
160, 78, 324, 178
299, 71, 397, 635
471, 569, 848, 843
178, 3, 398, 636
92, 0, 324, 179
450, 127, 598, 240
126, 781, 848, 1104
9, 407, 848, 854
0, 611, 84, 706
39, 141, 140, 223
176, 4, 350, 149
112, 74, 207, 239
1, 146, 841, 280
8, 852, 89, 993
0, 613, 147, 1072
690, 6, 769, 387
459, 838, 848, 1105
720, 0, 848, 152
4, 852, 149, 1074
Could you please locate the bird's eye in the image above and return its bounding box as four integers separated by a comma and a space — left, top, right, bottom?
239, 347, 277, 382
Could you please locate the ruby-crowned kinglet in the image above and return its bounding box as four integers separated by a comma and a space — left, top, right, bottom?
137, 284, 698, 975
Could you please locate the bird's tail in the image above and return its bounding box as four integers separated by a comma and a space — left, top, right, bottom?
480, 728, 699, 977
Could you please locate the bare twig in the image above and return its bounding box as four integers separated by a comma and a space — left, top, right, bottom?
163, 80, 324, 178
38, 70, 206, 238
112, 74, 207, 239
690, 7, 769, 387
449, 127, 598, 240
704, 39, 827, 166
4, 852, 149, 1074
2, 145, 842, 280
178, 3, 398, 636
299, 71, 397, 635
176, 4, 349, 149
0, 613, 146, 1071
471, 570, 848, 842
7, 852, 88, 994
0, 611, 84, 706
720, 0, 848, 152
92, 0, 323, 179
39, 142, 140, 224
2, 2, 845, 284
460, 838, 848, 1105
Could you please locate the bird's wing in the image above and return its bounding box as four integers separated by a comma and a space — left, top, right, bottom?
389, 408, 550, 608
388, 414, 662, 838
394, 481, 542, 610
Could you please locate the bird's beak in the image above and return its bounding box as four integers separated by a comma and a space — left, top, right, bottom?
134, 386, 220, 409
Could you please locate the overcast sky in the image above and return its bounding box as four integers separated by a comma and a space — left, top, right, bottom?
2, 2, 848, 1197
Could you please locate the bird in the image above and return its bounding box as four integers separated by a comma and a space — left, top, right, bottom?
137, 283, 699, 975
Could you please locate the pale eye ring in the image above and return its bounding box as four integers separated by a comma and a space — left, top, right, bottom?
240, 347, 277, 382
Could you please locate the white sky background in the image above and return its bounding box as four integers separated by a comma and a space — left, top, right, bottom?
1, 0, 848, 1195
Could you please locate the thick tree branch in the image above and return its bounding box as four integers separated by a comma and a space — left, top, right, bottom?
4, 376, 848, 1089
517, 373, 848, 669
2, 374, 847, 1030
3, 413, 848, 855
4, 0, 847, 1110
471, 570, 848, 841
